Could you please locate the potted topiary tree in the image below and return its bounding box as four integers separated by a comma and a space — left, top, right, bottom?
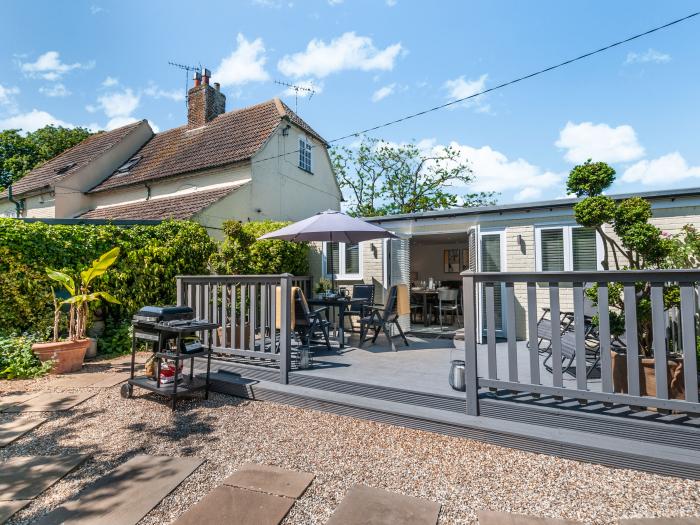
33, 248, 121, 374
566, 160, 684, 398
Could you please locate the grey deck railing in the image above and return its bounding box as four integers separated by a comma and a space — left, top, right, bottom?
176, 274, 312, 384
462, 270, 700, 416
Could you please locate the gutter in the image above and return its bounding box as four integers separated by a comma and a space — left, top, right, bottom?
7, 185, 24, 217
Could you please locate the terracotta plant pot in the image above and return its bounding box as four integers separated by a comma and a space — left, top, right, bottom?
611, 350, 685, 400
32, 339, 90, 374
217, 323, 251, 350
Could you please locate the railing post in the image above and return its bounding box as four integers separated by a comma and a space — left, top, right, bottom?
462, 270, 479, 416
279, 273, 293, 384
176, 277, 183, 305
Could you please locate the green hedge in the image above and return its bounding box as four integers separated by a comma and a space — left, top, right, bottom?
0, 219, 217, 334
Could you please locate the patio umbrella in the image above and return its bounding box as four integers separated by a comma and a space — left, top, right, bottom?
258, 209, 398, 244
259, 209, 398, 289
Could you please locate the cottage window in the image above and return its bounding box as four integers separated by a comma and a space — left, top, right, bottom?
324, 242, 362, 280
298, 136, 313, 173
535, 225, 600, 272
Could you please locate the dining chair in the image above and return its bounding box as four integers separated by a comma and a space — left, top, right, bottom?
344, 284, 374, 332
433, 288, 460, 330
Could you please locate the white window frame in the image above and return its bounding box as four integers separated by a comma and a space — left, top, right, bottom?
534, 223, 603, 272
298, 135, 313, 173
323, 241, 363, 281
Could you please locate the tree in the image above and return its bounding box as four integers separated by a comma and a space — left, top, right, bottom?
0, 125, 92, 190
331, 137, 497, 217
568, 159, 675, 356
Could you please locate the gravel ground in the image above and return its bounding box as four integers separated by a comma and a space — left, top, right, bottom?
2, 357, 700, 525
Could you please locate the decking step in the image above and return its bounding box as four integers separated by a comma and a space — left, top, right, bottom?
208, 373, 700, 480
37, 455, 203, 525
327, 485, 440, 525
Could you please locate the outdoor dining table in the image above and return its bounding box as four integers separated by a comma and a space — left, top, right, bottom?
411, 288, 439, 327
307, 296, 368, 349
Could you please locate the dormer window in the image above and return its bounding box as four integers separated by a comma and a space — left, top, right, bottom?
298, 136, 312, 173
54, 162, 76, 175
116, 156, 141, 174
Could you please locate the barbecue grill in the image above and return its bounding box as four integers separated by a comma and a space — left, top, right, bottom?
122, 305, 218, 410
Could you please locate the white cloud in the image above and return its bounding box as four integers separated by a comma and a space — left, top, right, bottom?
278, 32, 403, 78
39, 83, 71, 98
90, 5, 105, 14
443, 74, 489, 112
97, 89, 140, 118
625, 48, 671, 65
371, 83, 395, 102
213, 34, 270, 87
555, 121, 645, 164
0, 84, 20, 112
144, 83, 184, 101
102, 76, 119, 87
386, 0, 397, 5
0, 109, 72, 132
20, 51, 93, 81
280, 79, 322, 97
418, 139, 563, 201
105, 116, 139, 131
328, 0, 343, 4
622, 152, 700, 186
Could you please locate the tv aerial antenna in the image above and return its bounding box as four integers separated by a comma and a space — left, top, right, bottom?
274, 80, 315, 113
168, 61, 201, 107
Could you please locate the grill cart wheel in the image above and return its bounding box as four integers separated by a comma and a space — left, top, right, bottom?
120, 383, 133, 399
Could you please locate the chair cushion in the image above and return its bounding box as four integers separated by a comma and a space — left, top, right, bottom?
453, 328, 464, 341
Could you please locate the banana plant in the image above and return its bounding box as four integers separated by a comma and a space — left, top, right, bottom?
46, 247, 121, 342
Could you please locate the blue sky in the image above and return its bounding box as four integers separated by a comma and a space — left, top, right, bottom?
1, 0, 699, 204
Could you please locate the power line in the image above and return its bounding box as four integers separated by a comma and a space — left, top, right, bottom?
329, 10, 700, 142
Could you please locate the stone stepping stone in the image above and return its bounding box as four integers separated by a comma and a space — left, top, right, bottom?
0, 455, 88, 501
172, 485, 295, 525
618, 519, 700, 524
51, 372, 129, 389
478, 511, 581, 525
2, 392, 95, 413
327, 485, 440, 525
0, 418, 46, 447
37, 455, 203, 525
222, 463, 314, 499
0, 393, 41, 412
0, 499, 31, 524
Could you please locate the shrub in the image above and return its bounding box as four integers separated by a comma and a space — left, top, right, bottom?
0, 219, 217, 335
0, 334, 53, 379
211, 220, 309, 276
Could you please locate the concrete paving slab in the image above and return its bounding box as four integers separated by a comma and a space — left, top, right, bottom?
327, 485, 440, 525
0, 418, 46, 447
0, 393, 41, 412
618, 519, 700, 524
222, 463, 314, 499
51, 372, 129, 389
0, 499, 31, 524
37, 455, 203, 525
478, 511, 581, 525
172, 485, 295, 525
0, 455, 88, 501
2, 392, 95, 413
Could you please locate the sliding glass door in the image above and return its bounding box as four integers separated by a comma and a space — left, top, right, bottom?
480, 231, 506, 338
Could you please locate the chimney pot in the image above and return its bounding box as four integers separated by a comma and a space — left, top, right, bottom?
193, 71, 201, 87
187, 69, 225, 126
214, 82, 220, 92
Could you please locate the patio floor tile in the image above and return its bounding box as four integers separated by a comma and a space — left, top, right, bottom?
0, 418, 46, 447
326, 485, 440, 525
172, 485, 295, 525
2, 392, 95, 413
0, 455, 88, 501
51, 372, 129, 389
222, 463, 314, 499
0, 393, 41, 412
478, 511, 581, 525
0, 499, 31, 523
36, 455, 203, 525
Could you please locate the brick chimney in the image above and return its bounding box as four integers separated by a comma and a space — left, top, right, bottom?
187, 67, 226, 126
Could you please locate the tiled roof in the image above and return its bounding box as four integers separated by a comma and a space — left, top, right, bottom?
79, 185, 241, 220
89, 98, 326, 193
1, 120, 146, 199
